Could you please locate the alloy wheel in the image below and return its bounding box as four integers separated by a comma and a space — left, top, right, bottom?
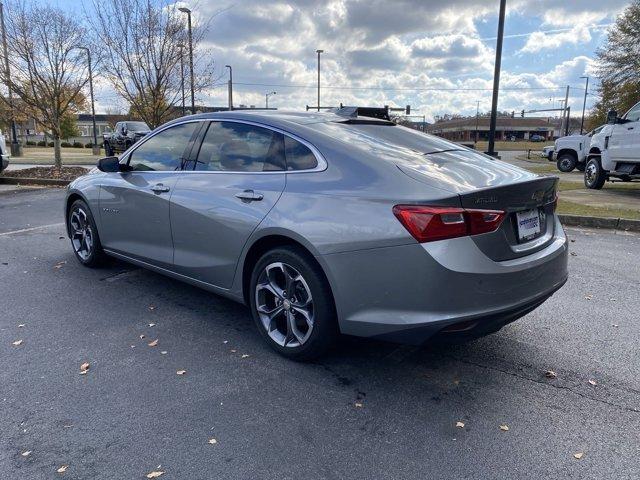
255, 262, 314, 348
585, 162, 597, 185
69, 207, 94, 261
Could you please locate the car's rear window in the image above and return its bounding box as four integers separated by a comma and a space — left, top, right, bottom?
315, 122, 463, 155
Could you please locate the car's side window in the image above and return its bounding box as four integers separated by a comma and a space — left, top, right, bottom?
127, 122, 198, 171
625, 103, 640, 122
284, 136, 318, 171
193, 121, 285, 172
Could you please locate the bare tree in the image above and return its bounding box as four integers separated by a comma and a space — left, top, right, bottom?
88, 0, 218, 128
0, 1, 89, 169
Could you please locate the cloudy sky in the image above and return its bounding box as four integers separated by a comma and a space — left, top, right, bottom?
64, 0, 632, 121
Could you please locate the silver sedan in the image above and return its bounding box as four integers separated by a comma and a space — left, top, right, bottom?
65, 110, 568, 360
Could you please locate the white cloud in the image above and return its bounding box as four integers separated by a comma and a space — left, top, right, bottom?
519, 25, 592, 53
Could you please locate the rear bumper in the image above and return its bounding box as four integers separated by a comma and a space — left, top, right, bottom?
322, 216, 568, 345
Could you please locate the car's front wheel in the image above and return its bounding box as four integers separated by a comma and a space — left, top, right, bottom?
68, 200, 107, 267
249, 246, 337, 361
584, 158, 606, 189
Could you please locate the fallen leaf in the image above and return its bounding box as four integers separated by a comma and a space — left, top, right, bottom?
160, 351, 168, 355
148, 339, 158, 347
148, 323, 156, 327
612, 324, 619, 328
588, 379, 597, 386
18, 324, 25, 328
146, 471, 164, 478
545, 370, 557, 379
230, 349, 237, 353
354, 402, 363, 408
499, 424, 509, 431
148, 305, 156, 311
21, 450, 31, 457
79, 362, 90, 375
139, 334, 146, 339
12, 339, 23, 346
574, 452, 584, 460
241, 354, 250, 358
584, 295, 592, 300
208, 438, 217, 445
176, 370, 186, 375
570, 239, 575, 243
223, 340, 228, 344
54, 261, 67, 270
57, 465, 68, 473
455, 421, 465, 428
570, 252, 577, 256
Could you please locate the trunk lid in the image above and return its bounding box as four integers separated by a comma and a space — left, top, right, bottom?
397, 149, 559, 261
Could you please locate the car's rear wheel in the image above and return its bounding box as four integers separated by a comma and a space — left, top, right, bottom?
557, 153, 576, 172
68, 200, 106, 267
584, 158, 606, 189
249, 246, 337, 361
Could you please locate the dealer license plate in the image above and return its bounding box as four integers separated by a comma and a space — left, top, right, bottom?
516, 209, 541, 241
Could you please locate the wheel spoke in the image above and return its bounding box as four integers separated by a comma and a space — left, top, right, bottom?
287, 310, 306, 344
292, 305, 313, 329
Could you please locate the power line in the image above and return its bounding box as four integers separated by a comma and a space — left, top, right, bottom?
230, 82, 575, 92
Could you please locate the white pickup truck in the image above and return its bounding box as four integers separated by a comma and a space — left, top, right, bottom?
0, 129, 9, 172
553, 126, 605, 173
584, 101, 640, 189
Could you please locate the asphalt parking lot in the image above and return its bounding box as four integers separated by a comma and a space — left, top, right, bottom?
1, 188, 639, 479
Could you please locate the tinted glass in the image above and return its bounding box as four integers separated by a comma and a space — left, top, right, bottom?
284, 136, 318, 170
625, 102, 640, 122
193, 122, 285, 172
127, 122, 150, 131
128, 122, 198, 171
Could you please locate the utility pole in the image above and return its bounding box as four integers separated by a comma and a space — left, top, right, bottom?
178, 43, 186, 116
74, 47, 99, 155
486, 0, 506, 157
0, 1, 22, 157
580, 76, 589, 134
316, 49, 323, 112
475, 100, 480, 144
561, 84, 569, 137
178, 7, 195, 114
225, 65, 233, 110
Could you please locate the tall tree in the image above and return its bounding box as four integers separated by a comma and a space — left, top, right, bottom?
590, 1, 640, 128
88, 0, 217, 128
0, 1, 89, 168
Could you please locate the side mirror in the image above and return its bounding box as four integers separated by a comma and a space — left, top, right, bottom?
97, 156, 121, 172
607, 110, 618, 124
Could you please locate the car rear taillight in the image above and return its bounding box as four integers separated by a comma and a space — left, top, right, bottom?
393, 205, 505, 243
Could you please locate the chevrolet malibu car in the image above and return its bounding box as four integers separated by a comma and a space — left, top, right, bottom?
65, 109, 568, 360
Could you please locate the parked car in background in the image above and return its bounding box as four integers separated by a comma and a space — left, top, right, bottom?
0, 129, 9, 172
65, 109, 568, 360
553, 126, 605, 173
103, 121, 151, 156
541, 145, 554, 160
585, 103, 640, 189
530, 134, 545, 142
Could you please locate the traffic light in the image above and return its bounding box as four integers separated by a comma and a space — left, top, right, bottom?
405, 105, 411, 115
521, 109, 525, 118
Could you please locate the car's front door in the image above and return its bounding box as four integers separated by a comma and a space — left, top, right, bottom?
170, 120, 286, 289
99, 121, 201, 268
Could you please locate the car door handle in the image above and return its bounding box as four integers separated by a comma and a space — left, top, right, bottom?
235, 190, 264, 202
150, 183, 170, 194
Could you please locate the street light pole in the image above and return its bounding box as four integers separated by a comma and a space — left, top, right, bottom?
178, 7, 195, 114
265, 91, 276, 108
316, 49, 323, 112
486, 0, 506, 157
225, 65, 233, 110
75, 47, 99, 155
178, 43, 186, 116
580, 76, 589, 135
0, 1, 22, 157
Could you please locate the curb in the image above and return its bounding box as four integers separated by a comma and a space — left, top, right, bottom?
559, 214, 640, 233
0, 177, 70, 187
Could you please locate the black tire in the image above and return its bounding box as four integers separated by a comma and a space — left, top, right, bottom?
67, 199, 107, 267
104, 142, 113, 157
576, 162, 586, 172
584, 158, 606, 190
557, 153, 576, 172
249, 246, 338, 361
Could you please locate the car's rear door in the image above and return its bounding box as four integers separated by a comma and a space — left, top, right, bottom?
169, 120, 286, 289
99, 120, 201, 268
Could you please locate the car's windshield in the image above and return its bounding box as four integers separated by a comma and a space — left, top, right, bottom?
126, 122, 150, 132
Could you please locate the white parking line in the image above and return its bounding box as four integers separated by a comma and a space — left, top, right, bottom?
0, 223, 65, 236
